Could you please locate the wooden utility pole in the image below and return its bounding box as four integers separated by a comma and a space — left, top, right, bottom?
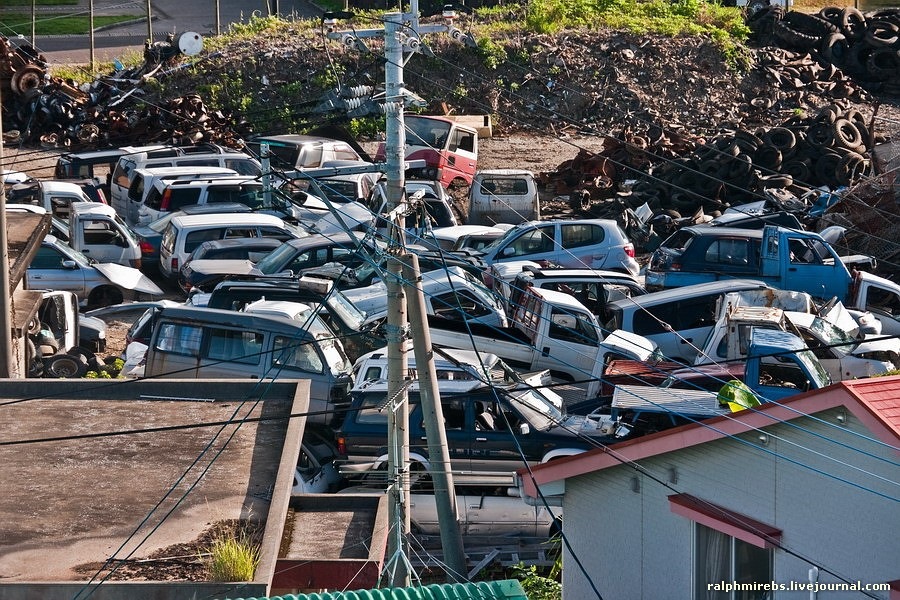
146, 0, 153, 42
0, 85, 13, 378
89, 0, 95, 72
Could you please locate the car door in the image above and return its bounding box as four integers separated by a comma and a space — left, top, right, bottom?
469, 397, 544, 481
27, 244, 88, 297
413, 396, 471, 477
531, 305, 601, 379
559, 222, 608, 268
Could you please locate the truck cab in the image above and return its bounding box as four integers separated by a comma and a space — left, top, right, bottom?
375, 115, 479, 189
68, 202, 142, 268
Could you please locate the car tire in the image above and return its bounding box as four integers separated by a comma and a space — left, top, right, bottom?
44, 352, 89, 378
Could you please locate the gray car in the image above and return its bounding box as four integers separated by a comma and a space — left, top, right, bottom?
27, 235, 163, 308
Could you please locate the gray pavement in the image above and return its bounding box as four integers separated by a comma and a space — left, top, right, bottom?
15, 0, 321, 64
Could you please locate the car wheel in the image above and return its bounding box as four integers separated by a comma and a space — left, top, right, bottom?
87, 286, 124, 310
44, 352, 89, 378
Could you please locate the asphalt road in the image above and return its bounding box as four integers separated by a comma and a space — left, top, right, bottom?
24, 0, 322, 64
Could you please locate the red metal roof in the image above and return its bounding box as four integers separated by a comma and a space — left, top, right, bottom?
843, 377, 900, 439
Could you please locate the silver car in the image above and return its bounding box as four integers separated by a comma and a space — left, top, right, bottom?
27, 235, 163, 308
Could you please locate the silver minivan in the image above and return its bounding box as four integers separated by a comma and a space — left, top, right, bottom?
123, 166, 240, 225
143, 302, 352, 425
603, 279, 772, 363
158, 212, 304, 280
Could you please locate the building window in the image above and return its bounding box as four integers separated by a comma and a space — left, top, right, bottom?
694, 523, 773, 600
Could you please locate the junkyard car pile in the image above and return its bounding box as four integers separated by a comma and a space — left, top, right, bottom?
4, 4, 899, 536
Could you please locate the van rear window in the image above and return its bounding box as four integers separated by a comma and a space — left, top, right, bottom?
155, 323, 202, 356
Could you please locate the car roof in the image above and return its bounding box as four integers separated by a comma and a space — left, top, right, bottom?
475, 169, 535, 177
280, 231, 366, 250
197, 237, 284, 250
164, 176, 260, 188
516, 266, 639, 282
250, 134, 348, 144
608, 280, 771, 309
179, 202, 254, 215
680, 225, 765, 239
169, 212, 287, 227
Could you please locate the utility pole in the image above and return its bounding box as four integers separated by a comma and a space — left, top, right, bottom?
0, 86, 13, 378
89, 0, 95, 72
146, 0, 153, 43
31, 0, 35, 47
325, 5, 473, 584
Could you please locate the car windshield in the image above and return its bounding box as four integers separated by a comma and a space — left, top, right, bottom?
255, 243, 296, 275
808, 316, 857, 355
52, 239, 94, 266
508, 389, 564, 431
318, 179, 358, 203
478, 224, 521, 254
794, 348, 833, 387
305, 315, 351, 374
327, 291, 367, 330
405, 117, 451, 148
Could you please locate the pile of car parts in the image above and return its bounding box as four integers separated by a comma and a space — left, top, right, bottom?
749, 6, 900, 94
0, 33, 250, 150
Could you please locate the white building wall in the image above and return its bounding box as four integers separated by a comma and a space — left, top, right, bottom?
562, 406, 898, 599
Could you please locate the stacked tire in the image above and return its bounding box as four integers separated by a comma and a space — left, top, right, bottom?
754, 7, 900, 93
630, 104, 879, 216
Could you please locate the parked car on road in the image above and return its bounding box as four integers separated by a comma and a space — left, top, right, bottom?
476, 219, 640, 278
27, 235, 163, 308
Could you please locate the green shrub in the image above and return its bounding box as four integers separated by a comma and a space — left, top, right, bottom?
204, 528, 260, 582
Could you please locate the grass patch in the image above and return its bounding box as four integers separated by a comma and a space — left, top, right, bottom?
0, 14, 136, 35
202, 522, 260, 582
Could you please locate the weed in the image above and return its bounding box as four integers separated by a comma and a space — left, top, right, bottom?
202, 521, 260, 582
477, 38, 508, 70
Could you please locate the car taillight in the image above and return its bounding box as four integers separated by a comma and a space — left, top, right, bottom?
160, 189, 172, 211
139, 240, 155, 255
171, 257, 179, 272
671, 262, 681, 271
624, 244, 635, 258
336, 436, 346, 455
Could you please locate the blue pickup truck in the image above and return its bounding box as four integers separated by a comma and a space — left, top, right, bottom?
645, 225, 900, 336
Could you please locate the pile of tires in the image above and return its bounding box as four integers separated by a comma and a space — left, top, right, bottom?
25, 325, 103, 379
630, 104, 881, 216
751, 7, 900, 94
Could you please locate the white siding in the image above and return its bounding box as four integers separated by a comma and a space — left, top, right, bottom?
562, 407, 898, 599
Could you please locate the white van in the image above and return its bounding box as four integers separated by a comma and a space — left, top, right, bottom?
468, 169, 539, 226
122, 166, 240, 225
158, 212, 304, 280
142, 304, 352, 425
603, 280, 773, 363
109, 145, 261, 219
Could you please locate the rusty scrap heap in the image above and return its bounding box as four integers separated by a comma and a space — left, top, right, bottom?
0, 33, 250, 150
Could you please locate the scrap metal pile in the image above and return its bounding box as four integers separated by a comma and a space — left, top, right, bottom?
0, 33, 250, 150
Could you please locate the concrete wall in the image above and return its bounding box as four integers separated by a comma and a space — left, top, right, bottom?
562, 407, 898, 599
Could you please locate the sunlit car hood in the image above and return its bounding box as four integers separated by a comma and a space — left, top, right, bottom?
93, 264, 164, 295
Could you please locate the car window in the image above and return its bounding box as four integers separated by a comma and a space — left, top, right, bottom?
865, 286, 900, 317
548, 308, 599, 345
128, 176, 146, 202
155, 322, 202, 356
298, 145, 323, 168
674, 295, 718, 330
704, 238, 751, 266
561, 223, 604, 249
632, 303, 676, 336
224, 158, 262, 176
505, 227, 554, 257
661, 229, 693, 251
185, 228, 227, 253
206, 327, 262, 364
165, 188, 204, 212
30, 246, 68, 269
112, 159, 136, 188
177, 158, 220, 168
431, 290, 491, 319
273, 335, 323, 373
258, 226, 294, 241
334, 147, 360, 162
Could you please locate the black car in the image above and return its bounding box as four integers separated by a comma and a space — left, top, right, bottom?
335, 380, 616, 486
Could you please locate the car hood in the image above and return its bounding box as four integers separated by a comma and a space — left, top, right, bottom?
187, 259, 256, 276
93, 264, 164, 295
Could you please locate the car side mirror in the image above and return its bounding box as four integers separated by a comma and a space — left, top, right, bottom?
62, 260, 78, 269
519, 423, 530, 435
502, 246, 515, 257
